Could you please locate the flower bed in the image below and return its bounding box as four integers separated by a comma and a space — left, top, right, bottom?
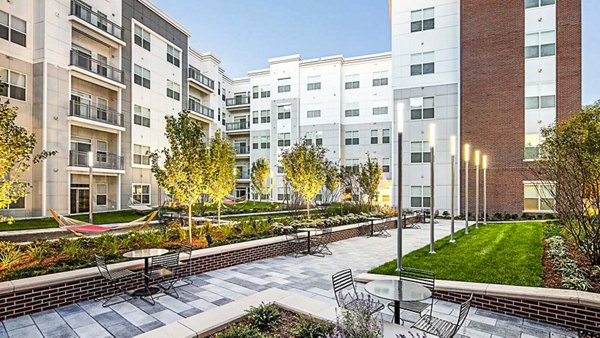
544, 235, 599, 292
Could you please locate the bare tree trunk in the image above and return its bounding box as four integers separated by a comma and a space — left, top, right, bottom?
307, 200, 310, 218
188, 204, 193, 244
217, 202, 221, 225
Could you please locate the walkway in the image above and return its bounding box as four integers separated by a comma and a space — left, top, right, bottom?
0, 221, 577, 338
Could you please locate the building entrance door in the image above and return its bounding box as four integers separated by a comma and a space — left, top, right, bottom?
70, 184, 90, 213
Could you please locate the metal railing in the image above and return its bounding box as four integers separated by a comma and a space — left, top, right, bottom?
188, 98, 214, 119
188, 67, 214, 90
70, 49, 124, 83
69, 150, 124, 170
235, 146, 250, 155
237, 169, 250, 179
226, 96, 250, 106
71, 0, 123, 40
226, 121, 250, 131
69, 100, 124, 127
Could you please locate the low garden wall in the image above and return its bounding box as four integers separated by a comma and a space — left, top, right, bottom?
0, 218, 397, 321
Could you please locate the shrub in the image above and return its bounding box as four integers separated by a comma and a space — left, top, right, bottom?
292, 316, 333, 338
26, 240, 51, 263
546, 236, 592, 291
58, 238, 82, 261
246, 303, 280, 331
0, 242, 24, 270
543, 223, 562, 239
331, 294, 383, 338
214, 324, 265, 338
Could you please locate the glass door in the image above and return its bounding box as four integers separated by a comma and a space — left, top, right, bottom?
70, 184, 90, 213
71, 91, 92, 119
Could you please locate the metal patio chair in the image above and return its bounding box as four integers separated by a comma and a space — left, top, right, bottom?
284, 227, 306, 257
95, 254, 152, 307
332, 268, 384, 315
373, 219, 391, 237
178, 242, 194, 286
412, 294, 473, 338
388, 267, 435, 322
148, 252, 180, 299
312, 227, 333, 256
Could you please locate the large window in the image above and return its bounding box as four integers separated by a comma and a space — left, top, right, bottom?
307, 109, 321, 118
525, 31, 555, 58
261, 110, 270, 123
345, 74, 360, 89
307, 75, 321, 91
0, 68, 26, 101
372, 106, 388, 115
0, 11, 26, 47
166, 45, 180, 67
134, 24, 151, 51
344, 131, 359, 145
372, 71, 388, 86
525, 83, 555, 110
167, 80, 180, 100
133, 144, 150, 165
277, 105, 291, 119
411, 7, 434, 32
410, 52, 435, 76
525, 133, 541, 160
96, 184, 107, 206
134, 105, 150, 127
524, 182, 554, 211
132, 184, 150, 204
134, 64, 150, 89
277, 133, 290, 147
411, 141, 431, 163
410, 97, 435, 119
525, 0, 555, 9
382, 129, 390, 144
411, 186, 431, 208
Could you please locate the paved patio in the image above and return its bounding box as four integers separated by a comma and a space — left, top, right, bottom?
0, 221, 578, 338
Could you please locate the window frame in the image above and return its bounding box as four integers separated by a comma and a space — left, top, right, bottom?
134, 24, 151, 51
167, 80, 180, 101
344, 130, 359, 145
410, 185, 431, 208
133, 144, 151, 166
134, 64, 150, 89
0, 68, 27, 101
410, 141, 431, 163
132, 184, 151, 205
166, 45, 181, 67
277, 105, 291, 119
411, 7, 435, 33
134, 104, 151, 127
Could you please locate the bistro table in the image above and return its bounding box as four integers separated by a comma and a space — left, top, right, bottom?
366, 217, 380, 237
296, 227, 322, 255
123, 248, 169, 297
364, 279, 432, 325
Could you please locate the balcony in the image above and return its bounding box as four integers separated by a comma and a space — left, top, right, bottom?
235, 146, 250, 156
237, 169, 250, 180
187, 98, 214, 120
226, 121, 250, 132
70, 49, 124, 84
69, 100, 124, 127
188, 67, 214, 93
69, 150, 124, 170
70, 0, 123, 41
226, 96, 250, 108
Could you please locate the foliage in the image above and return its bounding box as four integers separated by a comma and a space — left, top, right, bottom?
339, 165, 359, 203
330, 293, 384, 338
0, 100, 55, 223
543, 222, 563, 239
251, 158, 272, 201
533, 101, 600, 265
58, 238, 82, 261
151, 112, 209, 242
546, 236, 592, 291
214, 323, 265, 338
26, 240, 51, 263
358, 155, 383, 210
292, 316, 333, 338
206, 130, 237, 224
592, 265, 600, 278
0, 241, 23, 270
246, 303, 281, 331
323, 161, 340, 203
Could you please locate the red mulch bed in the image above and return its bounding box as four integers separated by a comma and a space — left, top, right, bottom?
542, 238, 600, 293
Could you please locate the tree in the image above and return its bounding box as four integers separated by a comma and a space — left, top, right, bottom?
358, 155, 382, 210
280, 141, 327, 217
251, 158, 272, 201
339, 165, 359, 203
151, 112, 208, 243
206, 130, 236, 224
532, 101, 600, 264
0, 100, 54, 223
323, 160, 340, 203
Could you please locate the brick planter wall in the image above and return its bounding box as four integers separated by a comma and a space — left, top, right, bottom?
0, 219, 396, 321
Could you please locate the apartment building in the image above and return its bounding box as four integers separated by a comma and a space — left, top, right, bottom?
390, 0, 581, 214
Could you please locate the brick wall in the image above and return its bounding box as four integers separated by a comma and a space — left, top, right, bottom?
556, 0, 582, 121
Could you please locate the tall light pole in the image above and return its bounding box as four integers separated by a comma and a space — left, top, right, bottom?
88, 151, 94, 224
474, 150, 480, 229
463, 144, 470, 234
396, 102, 403, 271
428, 123, 436, 254
483, 155, 488, 225
450, 135, 456, 243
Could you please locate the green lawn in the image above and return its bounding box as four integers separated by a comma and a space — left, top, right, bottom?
0, 210, 148, 232
370, 222, 545, 287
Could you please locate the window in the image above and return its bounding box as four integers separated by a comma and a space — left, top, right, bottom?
373, 71, 388, 86
382, 129, 390, 144
133, 144, 150, 165
3, 196, 25, 209
0, 11, 7, 41
411, 7, 435, 32
277, 105, 291, 119
134, 24, 151, 50
134, 105, 150, 127
134, 64, 150, 89
411, 141, 431, 163
371, 130, 378, 144
261, 136, 270, 149
252, 86, 259, 99
0, 11, 26, 47
96, 140, 107, 163
166, 45, 180, 67
261, 110, 271, 123
251, 111, 259, 124
345, 103, 360, 117
304, 132, 313, 146
0, 68, 26, 101
132, 184, 150, 204
167, 80, 180, 100
278, 133, 290, 147
410, 97, 435, 119
277, 187, 290, 201
307, 109, 321, 118
315, 131, 323, 146
345, 74, 360, 89
411, 186, 431, 208
524, 183, 554, 211
307, 76, 321, 91
373, 106, 388, 115
261, 85, 271, 98
525, 0, 555, 9
525, 31, 555, 58
525, 83, 555, 110
278, 78, 291, 93
344, 159, 360, 173
96, 184, 107, 206
277, 165, 284, 174
344, 131, 359, 145
382, 158, 390, 173
411, 52, 435, 76
252, 136, 259, 149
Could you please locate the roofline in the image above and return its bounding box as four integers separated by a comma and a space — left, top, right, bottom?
138, 0, 192, 36
189, 48, 222, 65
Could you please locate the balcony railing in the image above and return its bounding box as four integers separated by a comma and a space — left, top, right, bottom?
188, 98, 214, 119
69, 150, 124, 170
237, 169, 250, 179
188, 67, 214, 90
70, 49, 124, 83
226, 96, 250, 107
71, 0, 123, 40
69, 100, 124, 127
226, 121, 250, 131
235, 146, 250, 155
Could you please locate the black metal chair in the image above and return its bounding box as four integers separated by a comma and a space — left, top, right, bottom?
284, 227, 306, 257
149, 252, 180, 299
388, 267, 435, 322
331, 269, 384, 315
178, 242, 194, 286
312, 228, 333, 256
373, 219, 391, 237
412, 294, 473, 338
95, 254, 152, 307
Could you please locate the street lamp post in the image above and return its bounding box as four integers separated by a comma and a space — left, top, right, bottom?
87, 151, 94, 224
463, 144, 470, 234
450, 135, 456, 243
483, 155, 488, 225
429, 123, 436, 254
396, 102, 403, 272
475, 150, 480, 229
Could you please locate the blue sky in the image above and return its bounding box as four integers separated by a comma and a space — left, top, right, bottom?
154, 0, 598, 105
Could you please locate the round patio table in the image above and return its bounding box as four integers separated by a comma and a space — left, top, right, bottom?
364, 279, 432, 324
296, 227, 322, 255
123, 248, 169, 296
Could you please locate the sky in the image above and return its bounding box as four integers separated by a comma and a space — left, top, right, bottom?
154, 0, 598, 105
